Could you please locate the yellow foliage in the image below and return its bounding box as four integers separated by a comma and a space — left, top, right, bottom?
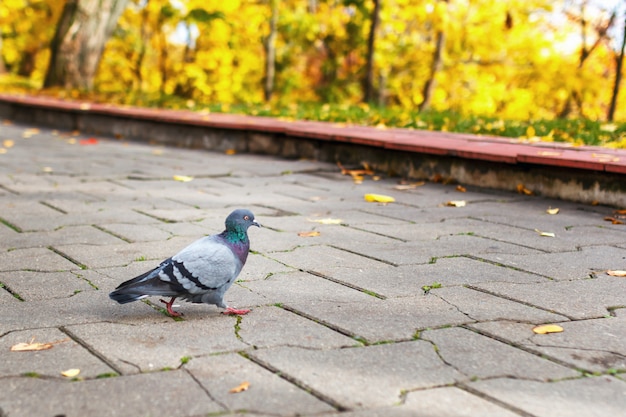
0, 0, 625, 122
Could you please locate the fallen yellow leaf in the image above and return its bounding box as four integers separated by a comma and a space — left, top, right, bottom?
535, 229, 555, 237
2, 119, 13, 125
10, 337, 69, 352
308, 218, 343, 225
61, 368, 81, 378
0, 148, 6, 155
604, 217, 624, 225
298, 231, 321, 237
546, 207, 560, 215
3, 139, 14, 148
364, 193, 395, 203
516, 184, 533, 195
456, 185, 467, 193
607, 270, 626, 277
526, 125, 536, 138
538, 151, 562, 156
10, 341, 54, 352
533, 324, 564, 334
225, 149, 236, 155
445, 200, 466, 207
229, 381, 250, 393
173, 175, 194, 182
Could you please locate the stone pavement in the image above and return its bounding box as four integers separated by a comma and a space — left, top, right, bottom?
0, 121, 625, 417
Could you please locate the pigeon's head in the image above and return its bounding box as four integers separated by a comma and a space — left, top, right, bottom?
225, 209, 260, 232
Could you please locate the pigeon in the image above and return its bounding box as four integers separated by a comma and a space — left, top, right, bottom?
109, 209, 260, 317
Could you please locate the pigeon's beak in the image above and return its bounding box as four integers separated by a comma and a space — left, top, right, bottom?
252, 221, 261, 228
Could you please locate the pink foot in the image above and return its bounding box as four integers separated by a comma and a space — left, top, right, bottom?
222, 307, 251, 315
160, 297, 183, 317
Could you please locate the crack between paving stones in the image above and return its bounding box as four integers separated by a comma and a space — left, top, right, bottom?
328, 245, 398, 267
242, 353, 350, 412
303, 269, 387, 299
461, 325, 587, 375
59, 326, 125, 376
0, 216, 22, 232
463, 255, 555, 281
39, 200, 67, 214
252, 204, 299, 217
182, 367, 229, 411
456, 382, 538, 417
0, 183, 19, 195
47, 246, 88, 270
132, 209, 179, 224
418, 336, 468, 378
92, 224, 133, 243
279, 304, 368, 345
429, 292, 477, 321
0, 281, 24, 301
468, 234, 551, 254
345, 225, 408, 242
463, 285, 575, 320
357, 208, 416, 224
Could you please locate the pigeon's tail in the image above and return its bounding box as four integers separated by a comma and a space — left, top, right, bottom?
109, 289, 148, 304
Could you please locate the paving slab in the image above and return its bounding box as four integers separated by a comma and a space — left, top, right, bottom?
325, 256, 550, 299
469, 376, 626, 417
473, 276, 626, 319
186, 353, 336, 415
0, 270, 95, 301
478, 245, 626, 280
243, 271, 471, 342
431, 286, 569, 323
1, 247, 79, 272
332, 233, 544, 266
0, 327, 114, 378
0, 371, 223, 417
250, 342, 464, 410
237, 305, 358, 349
470, 316, 626, 373
421, 327, 579, 381
65, 315, 248, 374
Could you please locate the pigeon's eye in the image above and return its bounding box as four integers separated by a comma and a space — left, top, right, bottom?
244, 215, 250, 221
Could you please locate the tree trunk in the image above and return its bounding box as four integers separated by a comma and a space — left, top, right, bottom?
419, 29, 445, 112
363, 0, 380, 103
0, 37, 7, 74
44, 0, 129, 90
608, 15, 626, 122
264, 0, 279, 102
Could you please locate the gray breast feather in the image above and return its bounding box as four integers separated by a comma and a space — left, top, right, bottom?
170, 236, 242, 291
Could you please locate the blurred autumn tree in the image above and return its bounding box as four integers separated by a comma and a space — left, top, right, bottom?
0, 0, 625, 121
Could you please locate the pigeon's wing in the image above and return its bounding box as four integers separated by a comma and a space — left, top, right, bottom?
170, 236, 242, 294
109, 259, 181, 303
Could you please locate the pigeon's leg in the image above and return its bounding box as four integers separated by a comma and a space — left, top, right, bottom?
223, 307, 251, 315
159, 297, 183, 317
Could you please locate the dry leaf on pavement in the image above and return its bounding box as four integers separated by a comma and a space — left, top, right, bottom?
298, 231, 321, 237
516, 183, 533, 195
535, 229, 555, 237
364, 193, 395, 203
308, 218, 342, 225
607, 270, 626, 277
61, 368, 81, 378
533, 324, 564, 334
229, 381, 250, 393
10, 337, 69, 352
456, 185, 467, 192
546, 207, 559, 215
173, 175, 194, 182
445, 200, 466, 207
